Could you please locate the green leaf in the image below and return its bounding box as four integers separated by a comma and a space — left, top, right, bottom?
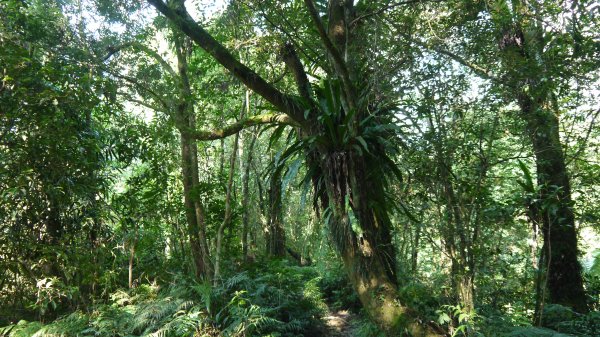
355, 136, 369, 154
438, 312, 451, 324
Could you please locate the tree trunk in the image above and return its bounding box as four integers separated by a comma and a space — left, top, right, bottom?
455, 271, 475, 313
241, 128, 257, 262
492, 0, 588, 313
266, 167, 285, 257
534, 246, 548, 325
179, 132, 212, 279
518, 94, 587, 313
316, 150, 440, 336
45, 199, 62, 246
411, 224, 421, 274
214, 119, 240, 284
128, 238, 135, 289
175, 35, 213, 280
427, 108, 476, 314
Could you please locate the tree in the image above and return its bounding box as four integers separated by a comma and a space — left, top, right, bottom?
103, 32, 215, 280
398, 0, 599, 314
266, 158, 286, 257
0, 0, 127, 317
146, 0, 443, 334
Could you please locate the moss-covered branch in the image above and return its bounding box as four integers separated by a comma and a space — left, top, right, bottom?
147, 0, 306, 125
186, 113, 298, 141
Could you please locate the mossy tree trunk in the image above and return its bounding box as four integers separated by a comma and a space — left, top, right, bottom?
148, 0, 444, 333
316, 150, 440, 336
518, 94, 587, 313
492, 0, 587, 312
174, 34, 213, 280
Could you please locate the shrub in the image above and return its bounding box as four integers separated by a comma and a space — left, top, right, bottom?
317, 266, 361, 312
507, 327, 572, 337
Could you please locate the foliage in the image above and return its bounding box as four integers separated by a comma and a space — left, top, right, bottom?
537, 305, 600, 337
352, 315, 386, 337
0, 0, 599, 335
398, 282, 441, 321
0, 263, 327, 337
506, 327, 572, 337
436, 304, 482, 337
317, 266, 361, 312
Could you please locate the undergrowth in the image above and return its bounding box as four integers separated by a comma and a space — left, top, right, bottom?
2, 261, 598, 337
0, 260, 327, 337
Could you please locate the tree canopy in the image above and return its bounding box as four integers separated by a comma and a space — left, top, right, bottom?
1, 0, 599, 336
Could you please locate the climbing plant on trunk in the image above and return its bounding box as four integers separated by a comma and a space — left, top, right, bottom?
396, 0, 599, 315
147, 0, 444, 334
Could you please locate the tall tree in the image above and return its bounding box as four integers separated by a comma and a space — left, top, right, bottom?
174, 34, 214, 280
147, 0, 443, 334
104, 33, 215, 279
398, 0, 599, 314
490, 0, 589, 314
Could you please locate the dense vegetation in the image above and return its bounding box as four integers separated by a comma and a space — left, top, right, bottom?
1, 0, 599, 336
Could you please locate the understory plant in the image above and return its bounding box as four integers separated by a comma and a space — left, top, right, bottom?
0, 261, 327, 337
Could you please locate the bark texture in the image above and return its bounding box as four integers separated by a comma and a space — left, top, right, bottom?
266, 168, 286, 257
175, 35, 213, 280
518, 94, 587, 313
492, 0, 588, 311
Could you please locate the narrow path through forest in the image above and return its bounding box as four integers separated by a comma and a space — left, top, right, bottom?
323, 308, 357, 337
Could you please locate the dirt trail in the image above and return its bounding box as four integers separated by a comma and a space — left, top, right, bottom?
323, 309, 357, 337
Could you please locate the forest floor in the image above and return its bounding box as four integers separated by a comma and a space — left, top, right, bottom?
323, 308, 357, 337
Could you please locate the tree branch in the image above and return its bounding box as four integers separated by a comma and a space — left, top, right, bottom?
350, 0, 440, 26
104, 41, 178, 80
116, 91, 166, 113
389, 21, 499, 83
110, 72, 173, 112
187, 113, 298, 141
147, 0, 306, 124
566, 107, 600, 166
280, 42, 314, 105
428, 43, 498, 82
304, 0, 356, 109
247, 0, 326, 70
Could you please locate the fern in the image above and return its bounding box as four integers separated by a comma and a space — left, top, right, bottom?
0, 264, 328, 337
223, 272, 250, 291
0, 321, 43, 337
133, 297, 180, 334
